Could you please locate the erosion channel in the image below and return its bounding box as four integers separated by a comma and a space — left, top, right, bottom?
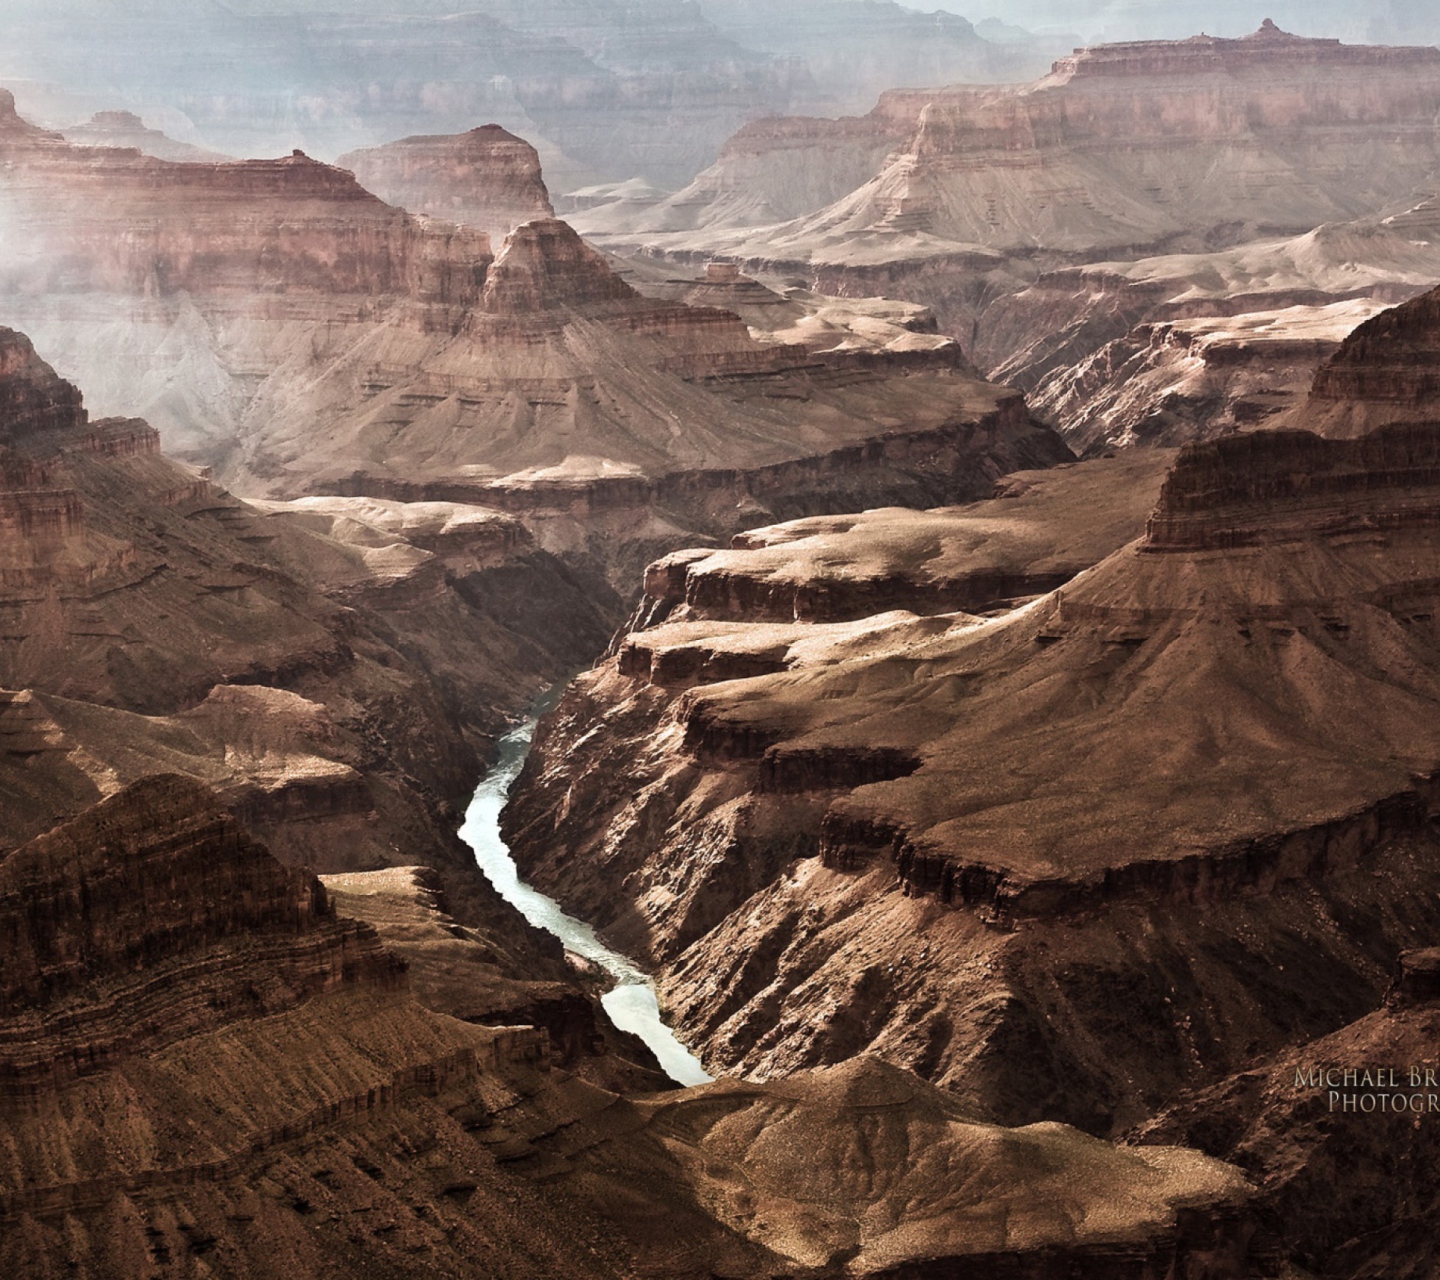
460, 713, 713, 1087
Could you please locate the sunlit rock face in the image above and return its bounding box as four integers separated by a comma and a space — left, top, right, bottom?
503, 335, 1440, 1137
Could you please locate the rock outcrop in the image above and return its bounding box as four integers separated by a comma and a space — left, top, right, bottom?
339, 125, 556, 241
588, 24, 1440, 268
1136, 947, 1440, 1277
1299, 280, 1440, 438
0, 105, 1071, 590
502, 421, 1440, 1143
0, 777, 1253, 1278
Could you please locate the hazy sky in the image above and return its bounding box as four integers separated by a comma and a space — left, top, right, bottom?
899, 0, 1440, 43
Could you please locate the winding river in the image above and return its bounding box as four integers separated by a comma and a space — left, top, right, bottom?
458, 716, 713, 1088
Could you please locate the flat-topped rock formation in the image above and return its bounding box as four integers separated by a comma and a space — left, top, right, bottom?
590, 23, 1440, 257
340, 125, 556, 242
502, 421, 1440, 1134
0, 94, 490, 312
637, 449, 1173, 628
60, 109, 231, 162
0, 100, 1070, 587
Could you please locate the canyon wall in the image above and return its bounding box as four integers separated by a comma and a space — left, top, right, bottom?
501, 410, 1440, 1146
0, 100, 1072, 593
0, 773, 1253, 1278
588, 24, 1440, 265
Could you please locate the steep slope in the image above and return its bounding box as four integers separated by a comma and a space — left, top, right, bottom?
338, 125, 556, 241
0, 778, 1252, 1279
0, 319, 626, 1014
503, 424, 1440, 1138
0, 102, 1071, 588
1137, 948, 1440, 1278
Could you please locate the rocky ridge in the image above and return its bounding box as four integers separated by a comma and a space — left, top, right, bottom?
585, 24, 1440, 272
338, 125, 556, 243
0, 775, 1253, 1278
502, 399, 1440, 1150
976, 198, 1440, 454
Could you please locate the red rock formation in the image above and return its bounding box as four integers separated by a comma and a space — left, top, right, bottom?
0, 779, 1254, 1277
1301, 282, 1440, 438
339, 125, 555, 241
478, 217, 634, 314
0, 328, 86, 440
502, 428, 1440, 1135
1145, 422, 1440, 549
0, 100, 492, 313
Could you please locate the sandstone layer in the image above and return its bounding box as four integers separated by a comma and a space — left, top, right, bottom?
0, 99, 1071, 590
0, 778, 1252, 1279
1295, 280, 1440, 439
338, 126, 556, 242
503, 420, 1440, 1144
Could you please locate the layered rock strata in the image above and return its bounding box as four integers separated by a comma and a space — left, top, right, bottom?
503, 422, 1440, 1139
0, 100, 1070, 590
0, 778, 1252, 1278
1298, 280, 1440, 438
586, 24, 1440, 272
975, 199, 1440, 453
339, 125, 556, 242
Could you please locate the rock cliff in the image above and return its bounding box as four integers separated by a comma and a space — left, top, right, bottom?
0, 776, 1253, 1278
339, 125, 556, 242
1299, 281, 1440, 438
589, 24, 1440, 270
0, 322, 628, 1047
0, 105, 1070, 590
502, 422, 1440, 1145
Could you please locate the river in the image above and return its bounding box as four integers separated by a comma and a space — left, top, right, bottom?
458, 715, 713, 1088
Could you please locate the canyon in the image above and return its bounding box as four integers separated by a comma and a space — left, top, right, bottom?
4, 8, 1440, 1277
500, 279, 1440, 1276
581, 23, 1440, 460
0, 89, 1071, 593
0, 317, 1257, 1275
